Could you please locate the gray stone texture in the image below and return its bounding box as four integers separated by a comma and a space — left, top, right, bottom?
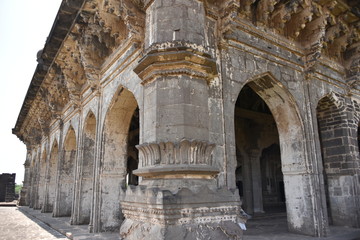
12, 0, 360, 239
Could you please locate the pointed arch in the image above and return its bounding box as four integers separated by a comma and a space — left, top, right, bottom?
44, 140, 59, 212
231, 72, 320, 235
97, 86, 139, 231
77, 111, 96, 224
57, 126, 77, 216
316, 93, 360, 227
37, 149, 47, 209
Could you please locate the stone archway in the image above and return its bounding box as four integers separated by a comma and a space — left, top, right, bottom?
78, 112, 96, 224
316, 93, 360, 227
235, 84, 283, 215
99, 87, 139, 231
37, 150, 47, 210
29, 152, 36, 208
233, 74, 318, 235
44, 141, 58, 213
57, 126, 77, 217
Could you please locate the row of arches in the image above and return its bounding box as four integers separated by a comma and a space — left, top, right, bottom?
234, 77, 360, 232
27, 87, 140, 232
24, 72, 360, 235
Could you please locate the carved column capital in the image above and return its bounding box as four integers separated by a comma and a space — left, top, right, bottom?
134, 139, 218, 179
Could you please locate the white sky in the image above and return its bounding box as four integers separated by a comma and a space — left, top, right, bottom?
0, 0, 62, 184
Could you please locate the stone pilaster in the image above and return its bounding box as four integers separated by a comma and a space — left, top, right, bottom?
19, 151, 31, 206
53, 121, 64, 217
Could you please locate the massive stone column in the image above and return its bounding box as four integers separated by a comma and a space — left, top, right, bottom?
120, 1, 246, 239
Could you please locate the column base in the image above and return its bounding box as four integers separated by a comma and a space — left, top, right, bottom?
119, 185, 248, 239
120, 218, 243, 240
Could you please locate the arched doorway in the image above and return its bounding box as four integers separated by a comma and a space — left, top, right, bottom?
30, 151, 39, 208
44, 141, 58, 212
316, 94, 360, 227
100, 87, 139, 231
78, 112, 96, 224
57, 126, 77, 217
235, 85, 285, 215
29, 152, 36, 208
126, 107, 139, 186
37, 150, 47, 210
232, 74, 322, 235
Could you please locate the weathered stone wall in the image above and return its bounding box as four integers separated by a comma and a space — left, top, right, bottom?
317, 93, 360, 227
13, 0, 360, 239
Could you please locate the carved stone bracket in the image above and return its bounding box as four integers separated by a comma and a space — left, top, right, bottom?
134, 41, 217, 84
134, 139, 218, 179
345, 43, 360, 90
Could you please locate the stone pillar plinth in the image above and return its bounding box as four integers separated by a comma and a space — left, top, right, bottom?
120, 186, 245, 240
119, 0, 247, 238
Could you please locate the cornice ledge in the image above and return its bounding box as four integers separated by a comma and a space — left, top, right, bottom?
134, 41, 218, 85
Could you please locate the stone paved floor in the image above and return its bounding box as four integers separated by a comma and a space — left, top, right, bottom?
18, 206, 120, 240
244, 214, 360, 240
0, 206, 67, 240
3, 206, 360, 239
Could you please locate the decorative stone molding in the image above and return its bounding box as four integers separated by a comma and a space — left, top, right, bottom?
134, 139, 218, 179
137, 139, 215, 167
134, 41, 218, 84
120, 185, 247, 239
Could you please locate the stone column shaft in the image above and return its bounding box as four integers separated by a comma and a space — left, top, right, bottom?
120, 1, 247, 239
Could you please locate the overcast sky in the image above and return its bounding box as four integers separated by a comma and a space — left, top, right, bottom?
0, 0, 62, 184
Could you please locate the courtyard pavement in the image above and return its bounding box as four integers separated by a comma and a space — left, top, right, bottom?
1, 206, 120, 240
244, 213, 360, 240
0, 206, 66, 240
1, 206, 359, 239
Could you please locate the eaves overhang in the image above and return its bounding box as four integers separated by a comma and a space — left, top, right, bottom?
12, 0, 86, 142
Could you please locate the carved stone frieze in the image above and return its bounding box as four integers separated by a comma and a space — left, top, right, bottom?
214, 0, 360, 77
136, 139, 216, 167
134, 139, 218, 179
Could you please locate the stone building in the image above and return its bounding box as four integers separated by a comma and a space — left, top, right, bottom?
13, 0, 360, 239
0, 173, 16, 202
